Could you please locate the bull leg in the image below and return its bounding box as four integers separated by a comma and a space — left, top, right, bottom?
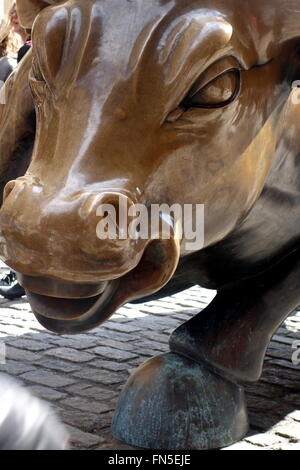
112, 249, 300, 449
170, 248, 300, 383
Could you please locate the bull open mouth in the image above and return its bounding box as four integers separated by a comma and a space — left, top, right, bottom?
24, 279, 120, 334
16, 239, 180, 334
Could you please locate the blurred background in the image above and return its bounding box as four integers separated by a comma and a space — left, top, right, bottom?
0, 1, 14, 26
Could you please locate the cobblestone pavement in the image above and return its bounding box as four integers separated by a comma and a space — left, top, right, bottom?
0, 269, 299, 450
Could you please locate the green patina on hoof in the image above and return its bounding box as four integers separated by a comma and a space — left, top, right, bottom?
111, 352, 248, 450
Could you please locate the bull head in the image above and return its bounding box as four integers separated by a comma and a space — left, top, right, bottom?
0, 0, 300, 333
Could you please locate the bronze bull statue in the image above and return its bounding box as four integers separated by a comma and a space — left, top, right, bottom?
0, 0, 299, 450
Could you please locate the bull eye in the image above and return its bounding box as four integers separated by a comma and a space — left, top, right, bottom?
182, 69, 240, 110
165, 68, 241, 123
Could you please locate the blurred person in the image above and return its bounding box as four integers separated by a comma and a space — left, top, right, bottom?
0, 373, 69, 450
0, 2, 32, 299
9, 5, 32, 63
0, 2, 24, 81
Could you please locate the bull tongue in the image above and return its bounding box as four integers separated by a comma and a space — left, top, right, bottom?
17, 273, 107, 299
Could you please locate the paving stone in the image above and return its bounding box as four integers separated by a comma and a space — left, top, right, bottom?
274, 443, 300, 450
92, 329, 136, 343
5, 301, 31, 311
283, 393, 300, 407
60, 396, 112, 414
45, 347, 96, 363
272, 421, 300, 440
130, 317, 173, 331
66, 425, 105, 449
5, 338, 52, 352
268, 358, 300, 370
66, 382, 118, 400
170, 313, 194, 321
163, 328, 175, 335
0, 324, 31, 336
124, 357, 145, 367
117, 308, 148, 319
103, 322, 142, 334
0, 308, 27, 318
287, 410, 300, 422
96, 434, 139, 450
222, 442, 263, 450
20, 370, 76, 388
0, 359, 36, 375
266, 345, 293, 361
141, 302, 174, 312
28, 385, 68, 401
246, 394, 282, 412
245, 433, 285, 447
132, 339, 168, 352
155, 318, 183, 329
141, 331, 169, 343
58, 408, 112, 432
24, 332, 57, 342
137, 306, 171, 316
138, 348, 164, 358
280, 329, 300, 340
245, 381, 286, 399
272, 335, 298, 345
47, 335, 98, 350
93, 337, 136, 352
261, 366, 300, 390
91, 346, 138, 362
72, 368, 124, 385
108, 314, 132, 322
248, 411, 284, 431
89, 359, 131, 372
37, 357, 81, 373
170, 300, 202, 309
5, 345, 39, 363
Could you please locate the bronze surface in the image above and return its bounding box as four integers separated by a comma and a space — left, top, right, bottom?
0, 0, 299, 449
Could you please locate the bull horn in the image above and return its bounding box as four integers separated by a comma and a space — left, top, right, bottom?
16, 0, 59, 29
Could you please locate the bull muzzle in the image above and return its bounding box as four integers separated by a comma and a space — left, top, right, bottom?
0, 178, 180, 333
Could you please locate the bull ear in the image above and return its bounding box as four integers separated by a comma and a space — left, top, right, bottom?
16, 0, 58, 28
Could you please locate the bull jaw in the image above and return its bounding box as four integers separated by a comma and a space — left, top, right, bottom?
26, 280, 121, 334
22, 238, 181, 334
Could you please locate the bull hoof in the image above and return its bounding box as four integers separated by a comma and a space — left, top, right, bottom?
111, 352, 248, 450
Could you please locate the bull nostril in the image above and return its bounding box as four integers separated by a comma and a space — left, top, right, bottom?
78, 192, 136, 242
3, 180, 17, 203
79, 194, 101, 219
97, 193, 135, 232
79, 192, 135, 221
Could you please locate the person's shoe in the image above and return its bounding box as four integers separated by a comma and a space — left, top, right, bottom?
0, 271, 17, 287
0, 282, 25, 300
